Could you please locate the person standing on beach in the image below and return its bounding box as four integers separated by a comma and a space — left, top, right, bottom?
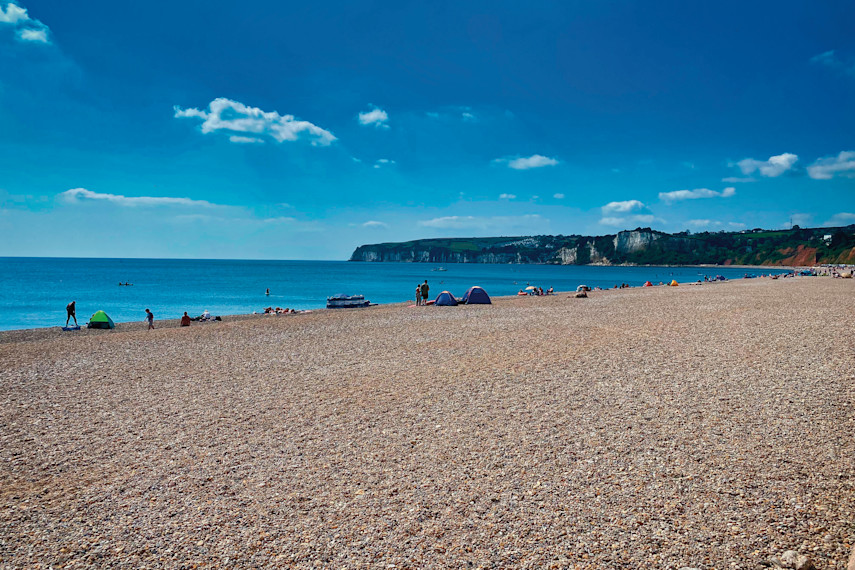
420, 280, 430, 304
66, 301, 77, 326
145, 308, 154, 330
415, 284, 422, 306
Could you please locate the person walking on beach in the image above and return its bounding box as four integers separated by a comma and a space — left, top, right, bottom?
66, 301, 77, 326
145, 308, 154, 330
420, 280, 430, 304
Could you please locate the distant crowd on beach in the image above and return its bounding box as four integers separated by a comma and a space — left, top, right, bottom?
61, 266, 851, 331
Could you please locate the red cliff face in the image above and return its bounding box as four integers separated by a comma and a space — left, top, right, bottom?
777, 245, 818, 266
835, 247, 855, 264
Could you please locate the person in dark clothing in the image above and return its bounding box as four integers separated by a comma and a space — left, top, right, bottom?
66, 301, 77, 326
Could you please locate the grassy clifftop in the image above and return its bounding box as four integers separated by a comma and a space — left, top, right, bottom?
349, 225, 855, 266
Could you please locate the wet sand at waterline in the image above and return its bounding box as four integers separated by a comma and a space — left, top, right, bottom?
1, 278, 853, 568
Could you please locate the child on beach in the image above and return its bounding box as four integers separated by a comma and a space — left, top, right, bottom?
145, 308, 154, 330
415, 284, 422, 306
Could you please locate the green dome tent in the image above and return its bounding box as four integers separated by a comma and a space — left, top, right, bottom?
88, 310, 115, 329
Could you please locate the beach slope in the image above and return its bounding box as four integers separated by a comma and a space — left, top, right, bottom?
1, 278, 853, 568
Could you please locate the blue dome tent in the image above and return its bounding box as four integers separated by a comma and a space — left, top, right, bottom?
461, 286, 491, 304
434, 291, 458, 306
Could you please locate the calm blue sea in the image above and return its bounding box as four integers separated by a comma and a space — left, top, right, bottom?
0, 258, 790, 331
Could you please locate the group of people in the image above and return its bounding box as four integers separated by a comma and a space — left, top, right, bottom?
414, 279, 430, 305
262, 306, 297, 315
519, 286, 553, 296
65, 301, 212, 330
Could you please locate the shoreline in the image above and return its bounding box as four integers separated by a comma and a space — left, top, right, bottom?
0, 271, 804, 341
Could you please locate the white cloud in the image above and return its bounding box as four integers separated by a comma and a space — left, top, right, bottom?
687, 219, 714, 227
505, 154, 559, 170
425, 107, 478, 122
362, 220, 389, 228
0, 2, 28, 23
686, 219, 744, 230
498, 193, 516, 200
373, 158, 395, 169
0, 1, 50, 44
811, 50, 837, 67
553, 193, 565, 199
736, 153, 798, 177
824, 212, 855, 227
721, 176, 755, 183
419, 214, 544, 231
659, 187, 736, 203
601, 200, 646, 214
810, 50, 855, 76
17, 27, 45, 42
599, 214, 661, 227
262, 216, 298, 224
807, 151, 855, 180
174, 98, 336, 146
60, 188, 219, 208
229, 135, 264, 144
358, 107, 389, 129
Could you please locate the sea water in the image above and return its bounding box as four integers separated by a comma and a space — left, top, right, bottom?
0, 258, 790, 331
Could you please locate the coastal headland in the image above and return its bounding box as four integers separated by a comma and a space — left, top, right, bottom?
1, 278, 853, 568
350, 225, 855, 266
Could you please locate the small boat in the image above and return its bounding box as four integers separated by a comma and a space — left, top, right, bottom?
432, 267, 447, 272
326, 294, 371, 309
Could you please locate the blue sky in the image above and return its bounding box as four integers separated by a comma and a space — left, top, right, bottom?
1, 0, 853, 260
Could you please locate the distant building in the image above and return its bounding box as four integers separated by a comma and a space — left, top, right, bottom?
823, 234, 832, 244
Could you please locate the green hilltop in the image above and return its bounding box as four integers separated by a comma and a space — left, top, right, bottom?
350, 225, 855, 266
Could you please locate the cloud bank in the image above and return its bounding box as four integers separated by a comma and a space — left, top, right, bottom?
824, 212, 855, 227
599, 200, 662, 227
174, 98, 336, 146
735, 153, 798, 177
60, 188, 219, 208
659, 187, 735, 203
810, 50, 855, 77
807, 151, 855, 180
0, 1, 50, 43
494, 155, 559, 170
600, 215, 659, 227
419, 214, 544, 231
686, 219, 746, 230
601, 200, 646, 214
373, 158, 395, 169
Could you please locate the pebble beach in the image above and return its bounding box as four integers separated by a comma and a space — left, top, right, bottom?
1, 277, 853, 569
